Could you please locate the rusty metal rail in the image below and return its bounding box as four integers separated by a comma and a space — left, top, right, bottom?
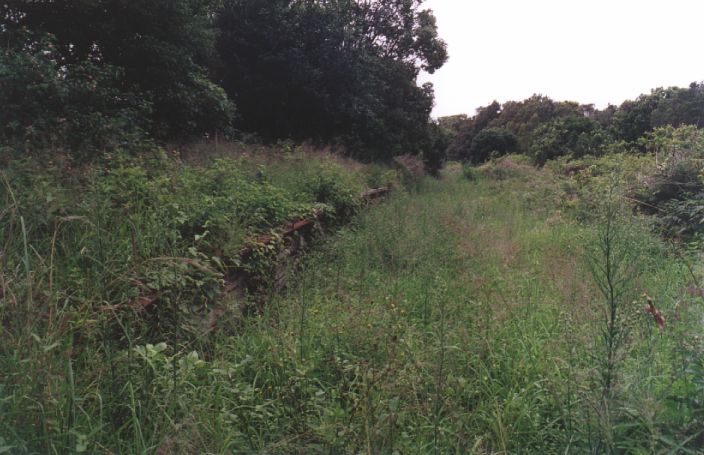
239, 186, 390, 253
131, 187, 391, 315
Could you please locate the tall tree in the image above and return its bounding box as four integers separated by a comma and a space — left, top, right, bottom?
2, 0, 234, 139
650, 83, 704, 129
216, 0, 447, 159
447, 101, 501, 160
610, 93, 660, 143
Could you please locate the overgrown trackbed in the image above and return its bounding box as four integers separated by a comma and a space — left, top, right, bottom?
28, 163, 694, 454
206, 166, 695, 453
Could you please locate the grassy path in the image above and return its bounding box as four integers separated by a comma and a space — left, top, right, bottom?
190, 168, 697, 453
6, 164, 700, 454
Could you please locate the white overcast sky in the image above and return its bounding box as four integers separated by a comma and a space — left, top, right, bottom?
418, 0, 704, 118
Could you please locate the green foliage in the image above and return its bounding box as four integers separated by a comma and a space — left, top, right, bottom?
1, 0, 449, 165
611, 83, 704, 144
3, 0, 235, 141
419, 121, 451, 175
0, 147, 395, 454
448, 96, 604, 163
461, 163, 479, 181
476, 154, 536, 181
548, 152, 653, 224
488, 95, 588, 149
436, 114, 468, 138
294, 162, 364, 219
467, 127, 518, 163
364, 164, 399, 189
586, 193, 643, 451
0, 149, 369, 343
448, 83, 704, 170
447, 100, 502, 160
3, 153, 703, 452
633, 125, 704, 238
0, 32, 151, 157
528, 115, 607, 165
650, 82, 704, 129
216, 0, 446, 162
610, 93, 660, 143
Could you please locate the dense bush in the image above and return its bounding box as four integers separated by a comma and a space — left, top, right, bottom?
528, 115, 606, 165
461, 163, 478, 181
419, 121, 451, 175
215, 0, 446, 162
447, 101, 502, 160
448, 83, 704, 171
634, 125, 704, 237
2, 1, 236, 142
476, 154, 536, 181
611, 83, 704, 143
0, 149, 374, 343
467, 127, 518, 163
0, 33, 151, 157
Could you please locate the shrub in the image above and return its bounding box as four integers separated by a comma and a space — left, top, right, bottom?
421, 122, 451, 176
365, 164, 399, 189
393, 154, 426, 190
467, 127, 518, 164
0, 32, 152, 159
0, 150, 371, 349
477, 155, 535, 181
634, 125, 704, 237
295, 162, 363, 219
528, 116, 606, 165
461, 164, 478, 181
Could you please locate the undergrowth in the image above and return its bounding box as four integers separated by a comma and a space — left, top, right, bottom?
0, 146, 393, 453
2, 149, 704, 453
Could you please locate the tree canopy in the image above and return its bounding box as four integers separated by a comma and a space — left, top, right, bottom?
1, 0, 447, 163
2, 0, 234, 140
447, 85, 704, 165
216, 0, 447, 159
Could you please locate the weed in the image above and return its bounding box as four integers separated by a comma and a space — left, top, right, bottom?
2, 149, 703, 453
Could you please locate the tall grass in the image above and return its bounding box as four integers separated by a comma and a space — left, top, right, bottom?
0, 149, 379, 453
2, 155, 703, 453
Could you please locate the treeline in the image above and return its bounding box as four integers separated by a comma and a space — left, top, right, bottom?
0, 0, 447, 166
445, 83, 704, 165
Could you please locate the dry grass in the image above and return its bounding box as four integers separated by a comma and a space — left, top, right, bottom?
177, 139, 366, 174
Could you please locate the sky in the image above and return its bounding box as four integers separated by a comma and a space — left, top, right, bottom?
418, 0, 704, 118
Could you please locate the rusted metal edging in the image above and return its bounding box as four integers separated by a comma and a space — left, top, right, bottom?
237, 186, 390, 255
130, 187, 391, 316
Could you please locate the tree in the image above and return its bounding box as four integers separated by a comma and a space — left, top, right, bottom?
528, 115, 605, 165
447, 101, 501, 160
0, 30, 150, 155
467, 128, 517, 164
650, 83, 704, 129
448, 95, 589, 162
490, 95, 582, 150
437, 114, 468, 136
2, 0, 449, 163
610, 92, 660, 144
420, 121, 451, 175
215, 0, 447, 160
2, 0, 234, 140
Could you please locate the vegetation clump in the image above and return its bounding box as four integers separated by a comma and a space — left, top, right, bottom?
5, 144, 703, 452
445, 82, 704, 166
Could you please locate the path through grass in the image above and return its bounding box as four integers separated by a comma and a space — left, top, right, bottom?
4, 165, 702, 453
199, 168, 700, 453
